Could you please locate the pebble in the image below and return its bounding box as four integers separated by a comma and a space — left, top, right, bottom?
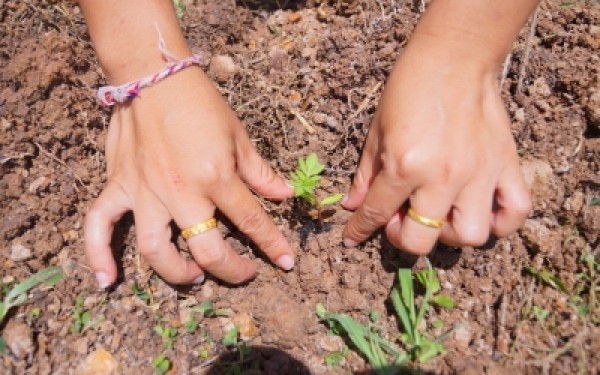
75, 347, 119, 375
520, 219, 560, 254
209, 55, 237, 82
520, 159, 553, 190
318, 335, 344, 352
232, 312, 259, 340
287, 11, 302, 23
453, 323, 472, 352
28, 176, 48, 194
562, 190, 585, 213
10, 243, 32, 262
3, 320, 34, 359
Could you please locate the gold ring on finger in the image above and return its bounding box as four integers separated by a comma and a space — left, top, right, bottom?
181, 218, 218, 240
407, 208, 445, 229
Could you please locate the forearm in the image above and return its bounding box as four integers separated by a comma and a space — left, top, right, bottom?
78, 0, 191, 84
406, 0, 539, 75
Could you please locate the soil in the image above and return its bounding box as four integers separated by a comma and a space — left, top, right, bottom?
1, 0, 599, 374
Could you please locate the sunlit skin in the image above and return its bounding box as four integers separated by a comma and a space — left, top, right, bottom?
79, 0, 536, 288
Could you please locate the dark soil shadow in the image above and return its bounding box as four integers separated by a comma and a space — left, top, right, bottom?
235, 0, 308, 11
108, 212, 135, 286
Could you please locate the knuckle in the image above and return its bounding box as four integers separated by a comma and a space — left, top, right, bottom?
137, 231, 164, 258
237, 210, 269, 237
358, 203, 389, 226
399, 235, 435, 256
196, 245, 227, 269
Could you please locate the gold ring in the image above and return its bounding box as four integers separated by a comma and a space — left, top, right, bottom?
407, 208, 445, 229
181, 218, 218, 240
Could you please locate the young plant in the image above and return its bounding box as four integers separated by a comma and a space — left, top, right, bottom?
70, 295, 103, 334
0, 266, 63, 325
152, 353, 171, 374
324, 345, 349, 368
391, 260, 450, 362
154, 323, 178, 350
221, 325, 252, 374
290, 153, 343, 221
173, 0, 187, 19
183, 300, 231, 333
524, 267, 569, 293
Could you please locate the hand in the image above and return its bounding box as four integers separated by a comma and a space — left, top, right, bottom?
84, 67, 295, 288
342, 45, 532, 255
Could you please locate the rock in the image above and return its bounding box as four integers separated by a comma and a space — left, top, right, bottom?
318, 335, 344, 352
10, 243, 32, 261
520, 158, 561, 213
209, 55, 237, 83
453, 323, 472, 352
520, 219, 561, 254
287, 11, 302, 23
530, 77, 552, 97
232, 313, 259, 340
28, 176, 48, 194
75, 347, 119, 375
3, 320, 34, 359
514, 107, 526, 123
563, 191, 585, 213
521, 159, 553, 190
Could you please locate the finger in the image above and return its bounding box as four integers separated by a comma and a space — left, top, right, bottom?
171, 199, 258, 284
396, 186, 458, 256
439, 180, 495, 247
211, 176, 295, 270
342, 170, 413, 246
133, 187, 205, 285
84, 181, 131, 288
342, 115, 382, 210
235, 133, 293, 200
492, 165, 532, 237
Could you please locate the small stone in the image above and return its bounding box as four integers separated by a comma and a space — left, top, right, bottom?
232, 313, 259, 340
75, 347, 119, 375
563, 191, 585, 213
209, 55, 237, 83
590, 25, 600, 36
453, 323, 472, 352
514, 107, 526, 123
28, 176, 48, 194
3, 320, 34, 359
318, 335, 344, 352
1, 117, 10, 129
287, 11, 302, 23
10, 243, 32, 262
520, 219, 561, 254
201, 284, 214, 299
521, 159, 553, 190
530, 77, 552, 97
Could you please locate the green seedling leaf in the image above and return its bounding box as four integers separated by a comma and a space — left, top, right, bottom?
173, 0, 186, 19
432, 319, 444, 329
152, 354, 171, 374
184, 318, 198, 333
370, 310, 380, 323
192, 300, 215, 317
415, 269, 440, 294
320, 193, 344, 207
524, 267, 569, 293
590, 197, 600, 206
222, 325, 239, 347
324, 346, 348, 368
532, 306, 549, 322
132, 282, 151, 302
0, 336, 6, 353
432, 295, 455, 309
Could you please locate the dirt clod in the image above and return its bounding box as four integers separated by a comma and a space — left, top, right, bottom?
3, 321, 33, 359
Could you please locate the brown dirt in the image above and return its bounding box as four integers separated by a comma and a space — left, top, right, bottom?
1, 0, 599, 374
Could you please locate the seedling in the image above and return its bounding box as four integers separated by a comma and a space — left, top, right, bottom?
0, 336, 6, 354
154, 324, 177, 350
221, 325, 252, 375
324, 345, 349, 368
524, 267, 569, 293
183, 300, 230, 333
27, 307, 41, 326
71, 296, 103, 334
173, 0, 186, 19
152, 353, 171, 374
316, 260, 454, 373
132, 281, 152, 304
569, 251, 599, 321
391, 260, 450, 362
0, 266, 63, 325
290, 153, 343, 222
532, 305, 550, 323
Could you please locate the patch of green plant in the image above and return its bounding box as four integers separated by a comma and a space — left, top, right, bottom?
183, 300, 230, 333
152, 353, 171, 374
570, 251, 599, 321
325, 345, 349, 368
71, 295, 103, 334
132, 281, 152, 303
391, 260, 451, 363
290, 153, 343, 221
0, 336, 6, 354
524, 267, 569, 293
316, 260, 454, 373
27, 307, 41, 326
0, 266, 63, 326
532, 305, 550, 323
173, 0, 186, 19
221, 325, 252, 375
590, 197, 600, 206
154, 324, 177, 350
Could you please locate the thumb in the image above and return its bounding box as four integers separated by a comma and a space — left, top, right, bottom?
236, 135, 293, 200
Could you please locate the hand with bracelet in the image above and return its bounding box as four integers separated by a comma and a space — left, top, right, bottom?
80, 0, 534, 289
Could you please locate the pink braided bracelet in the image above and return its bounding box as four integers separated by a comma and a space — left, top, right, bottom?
97, 26, 202, 107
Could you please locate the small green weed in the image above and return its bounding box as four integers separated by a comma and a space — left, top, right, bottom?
173, 0, 186, 19
152, 353, 171, 374
154, 324, 177, 350
290, 153, 343, 221
221, 325, 253, 375
532, 306, 550, 323
0, 336, 6, 354
316, 260, 454, 374
0, 266, 63, 325
524, 267, 569, 293
183, 300, 230, 333
325, 346, 349, 368
570, 251, 599, 321
27, 307, 41, 326
590, 197, 600, 206
71, 296, 103, 334
132, 281, 152, 303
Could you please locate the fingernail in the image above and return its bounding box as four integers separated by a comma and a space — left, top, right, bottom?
276, 254, 295, 270
95, 272, 111, 289
193, 274, 205, 285
343, 238, 358, 247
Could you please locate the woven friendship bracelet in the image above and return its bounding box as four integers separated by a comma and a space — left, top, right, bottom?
97, 26, 202, 107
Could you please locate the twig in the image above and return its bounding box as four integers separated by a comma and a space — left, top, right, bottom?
517, 4, 541, 94
500, 53, 512, 88
34, 142, 90, 192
